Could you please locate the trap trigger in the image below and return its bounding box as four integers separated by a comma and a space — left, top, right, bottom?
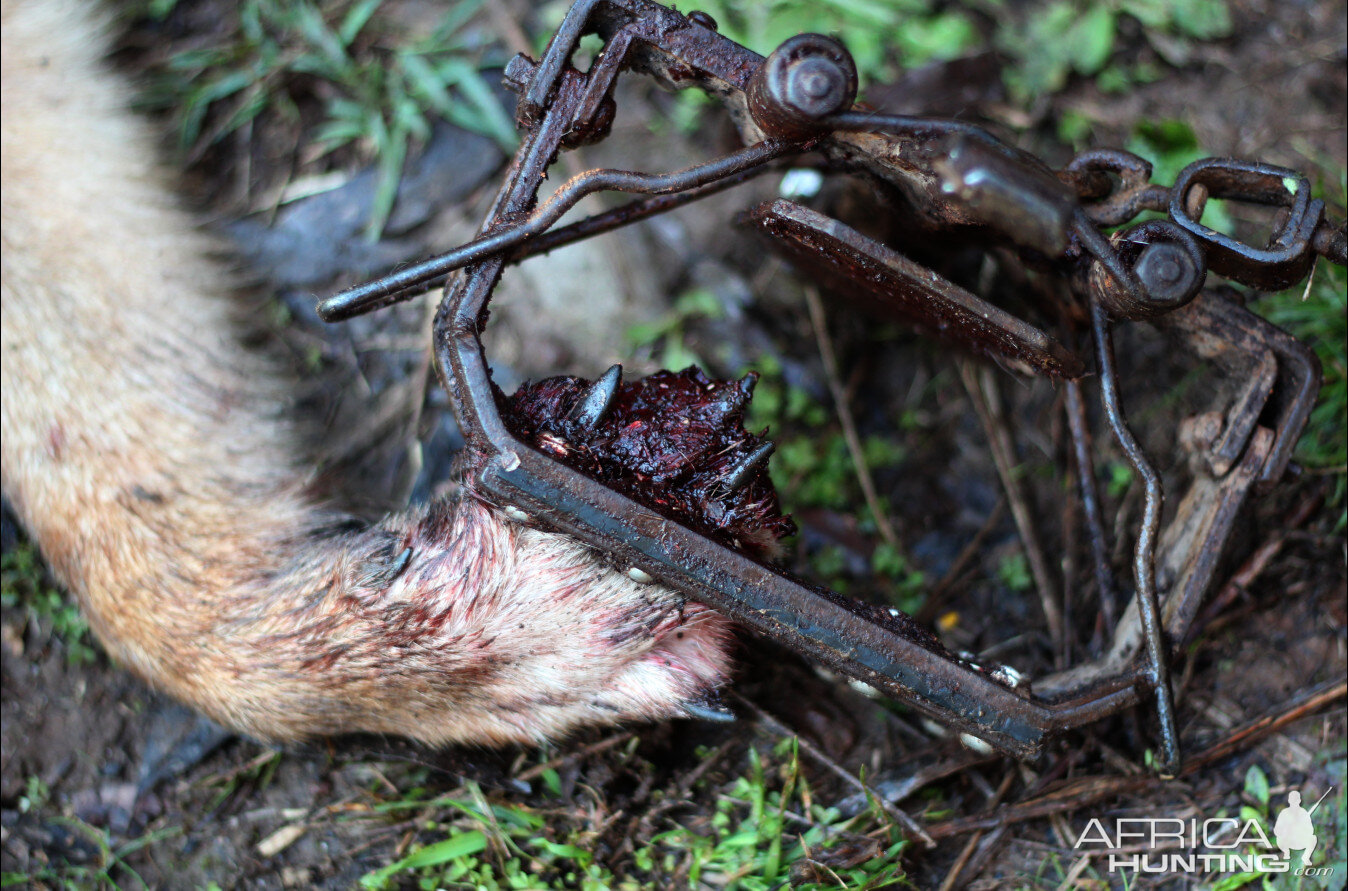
740, 199, 1085, 379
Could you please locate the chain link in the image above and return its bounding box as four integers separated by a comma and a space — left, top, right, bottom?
1060, 149, 1345, 291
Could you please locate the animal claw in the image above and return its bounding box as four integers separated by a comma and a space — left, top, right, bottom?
683, 693, 736, 723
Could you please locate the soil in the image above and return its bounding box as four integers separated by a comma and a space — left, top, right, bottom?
3, 0, 1344, 888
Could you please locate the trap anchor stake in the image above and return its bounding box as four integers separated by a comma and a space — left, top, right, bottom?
322, 0, 1343, 775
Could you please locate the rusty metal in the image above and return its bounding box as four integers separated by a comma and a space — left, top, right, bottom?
320, 0, 1344, 773
1169, 158, 1323, 291
1089, 220, 1206, 319
747, 34, 857, 138
741, 199, 1085, 378
318, 138, 796, 322
1088, 295, 1180, 776
1060, 149, 1171, 227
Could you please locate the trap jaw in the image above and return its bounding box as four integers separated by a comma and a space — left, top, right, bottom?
319, 0, 1343, 771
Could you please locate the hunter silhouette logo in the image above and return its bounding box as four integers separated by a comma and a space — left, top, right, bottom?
1073, 786, 1335, 876
1274, 789, 1329, 865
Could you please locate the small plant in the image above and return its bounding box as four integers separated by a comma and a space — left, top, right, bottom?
650, 740, 907, 889
996, 0, 1232, 103
685, 0, 976, 86
1104, 459, 1134, 500
352, 739, 907, 889
872, 542, 927, 615
626, 286, 726, 370
356, 780, 622, 889
0, 815, 179, 889
1259, 260, 1348, 516
201, 749, 286, 814
17, 775, 51, 814
996, 552, 1033, 594
1, 543, 98, 666
136, 0, 515, 238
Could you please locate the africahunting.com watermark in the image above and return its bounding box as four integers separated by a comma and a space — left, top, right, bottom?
1072, 786, 1336, 878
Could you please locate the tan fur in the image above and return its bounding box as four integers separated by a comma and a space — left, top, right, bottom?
0, 0, 732, 746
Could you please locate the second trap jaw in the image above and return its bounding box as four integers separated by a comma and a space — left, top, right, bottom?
320, 0, 1341, 772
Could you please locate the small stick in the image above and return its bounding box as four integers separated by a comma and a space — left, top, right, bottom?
484, 0, 533, 59
916, 499, 1006, 624
1065, 379, 1116, 632
803, 285, 900, 549
959, 360, 1064, 659
925, 774, 1154, 839
634, 735, 739, 836
954, 826, 1009, 889
514, 731, 635, 783
938, 829, 985, 891
1185, 489, 1323, 644
937, 772, 1014, 891
395, 287, 442, 503
1181, 678, 1346, 774
732, 692, 935, 847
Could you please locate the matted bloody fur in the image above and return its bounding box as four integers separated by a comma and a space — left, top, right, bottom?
0, 0, 733, 746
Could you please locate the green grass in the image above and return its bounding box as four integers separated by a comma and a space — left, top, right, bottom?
995, 0, 1231, 103
647, 741, 908, 889
1, 543, 98, 667
1259, 260, 1348, 516
0, 816, 181, 890
355, 738, 908, 889
681, 0, 976, 87
647, 0, 978, 136
625, 286, 726, 371
1213, 763, 1347, 890
681, 0, 1237, 106
134, 0, 516, 238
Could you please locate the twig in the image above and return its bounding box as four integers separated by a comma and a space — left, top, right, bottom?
514, 732, 635, 783
922, 680, 1346, 840
634, 735, 738, 837
938, 829, 985, 891
916, 499, 1006, 624
1065, 378, 1116, 649
958, 360, 1063, 659
803, 285, 900, 549
1184, 488, 1324, 644
954, 826, 1009, 890
732, 692, 935, 847
925, 774, 1154, 840
1181, 678, 1346, 774
483, 0, 533, 59
938, 772, 1014, 891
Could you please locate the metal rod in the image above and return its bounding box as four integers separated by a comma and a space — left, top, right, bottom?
318, 140, 797, 322
511, 164, 775, 259
1090, 296, 1181, 776
521, 0, 602, 121
823, 109, 995, 143
321, 165, 777, 311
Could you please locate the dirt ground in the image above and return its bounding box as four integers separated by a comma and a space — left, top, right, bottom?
2, 0, 1345, 888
